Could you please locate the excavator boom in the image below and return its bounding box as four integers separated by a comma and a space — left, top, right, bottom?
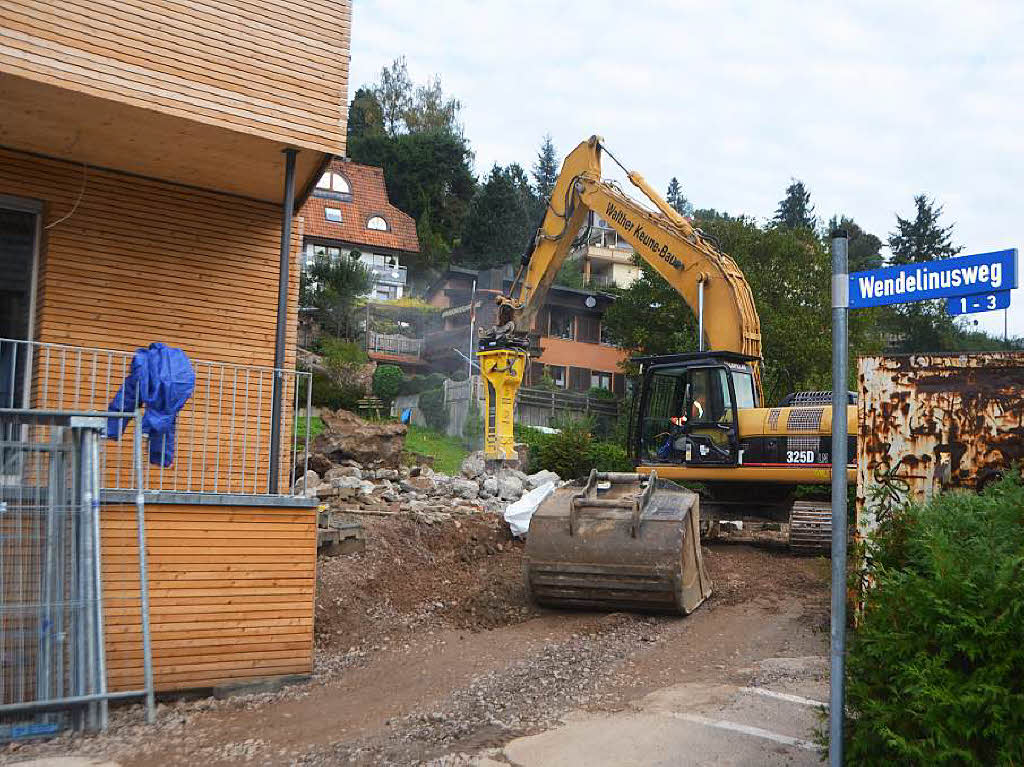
480, 136, 761, 459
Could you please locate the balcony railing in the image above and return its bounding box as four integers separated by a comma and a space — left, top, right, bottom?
366, 331, 423, 357
0, 338, 311, 496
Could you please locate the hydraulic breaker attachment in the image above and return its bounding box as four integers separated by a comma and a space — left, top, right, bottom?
478, 347, 528, 461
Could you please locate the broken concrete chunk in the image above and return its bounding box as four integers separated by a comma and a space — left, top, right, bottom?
325, 466, 362, 481
498, 474, 524, 501
460, 452, 486, 479
451, 478, 480, 500
526, 470, 560, 490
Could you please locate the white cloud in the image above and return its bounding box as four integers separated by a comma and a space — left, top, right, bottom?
350, 0, 1024, 337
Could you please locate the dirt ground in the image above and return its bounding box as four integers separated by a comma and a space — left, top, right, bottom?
5, 513, 830, 766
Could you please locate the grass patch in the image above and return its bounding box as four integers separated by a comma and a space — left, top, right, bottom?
295, 415, 325, 440
405, 424, 468, 476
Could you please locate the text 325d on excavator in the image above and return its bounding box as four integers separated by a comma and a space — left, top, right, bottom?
478, 136, 856, 614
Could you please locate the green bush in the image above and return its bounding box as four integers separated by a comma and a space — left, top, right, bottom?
586, 386, 617, 400
372, 364, 403, 404
514, 424, 552, 473
536, 416, 594, 480
419, 387, 448, 432
585, 440, 633, 472
310, 371, 363, 411
321, 337, 368, 367
842, 474, 1024, 765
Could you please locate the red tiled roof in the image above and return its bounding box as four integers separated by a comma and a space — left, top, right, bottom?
299, 159, 420, 254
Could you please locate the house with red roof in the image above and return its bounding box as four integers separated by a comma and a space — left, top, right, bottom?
300, 158, 420, 300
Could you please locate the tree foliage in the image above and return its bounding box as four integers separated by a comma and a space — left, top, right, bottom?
347, 87, 385, 142
532, 134, 559, 203
300, 251, 373, 339
883, 195, 969, 353
372, 364, 403, 405
349, 131, 475, 272
888, 194, 962, 265
666, 177, 694, 218
603, 218, 882, 400
459, 163, 537, 268
773, 179, 816, 231
828, 214, 884, 272
347, 58, 474, 273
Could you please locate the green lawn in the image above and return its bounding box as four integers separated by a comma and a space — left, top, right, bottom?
296, 417, 467, 476
295, 415, 325, 439
405, 424, 468, 475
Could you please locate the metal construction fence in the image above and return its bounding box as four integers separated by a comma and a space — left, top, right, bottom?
0, 338, 312, 496
0, 410, 154, 740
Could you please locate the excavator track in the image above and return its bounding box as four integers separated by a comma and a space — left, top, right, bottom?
787, 502, 833, 553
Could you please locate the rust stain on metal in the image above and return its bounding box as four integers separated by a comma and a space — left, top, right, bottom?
857, 352, 1024, 540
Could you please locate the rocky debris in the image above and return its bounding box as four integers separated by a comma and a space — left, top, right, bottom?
526, 469, 560, 490
450, 478, 480, 500
292, 469, 320, 497
297, 438, 563, 534
311, 408, 407, 468
459, 452, 486, 479
497, 474, 524, 501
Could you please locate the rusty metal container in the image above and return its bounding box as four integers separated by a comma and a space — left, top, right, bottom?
856, 352, 1024, 538
523, 471, 712, 615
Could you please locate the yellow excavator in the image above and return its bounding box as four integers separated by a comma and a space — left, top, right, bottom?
478, 136, 856, 614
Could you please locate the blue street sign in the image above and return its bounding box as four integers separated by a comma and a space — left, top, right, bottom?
946, 289, 1011, 316
849, 248, 1017, 309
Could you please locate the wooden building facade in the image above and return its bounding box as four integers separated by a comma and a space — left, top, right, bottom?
1, 0, 350, 692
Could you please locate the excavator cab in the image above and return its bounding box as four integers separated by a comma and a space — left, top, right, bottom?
632, 352, 760, 469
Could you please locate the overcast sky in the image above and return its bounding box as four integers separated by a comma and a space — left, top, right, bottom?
349, 0, 1023, 338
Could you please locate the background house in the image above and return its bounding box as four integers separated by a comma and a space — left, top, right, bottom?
574, 211, 641, 289
300, 159, 420, 301
424, 266, 628, 396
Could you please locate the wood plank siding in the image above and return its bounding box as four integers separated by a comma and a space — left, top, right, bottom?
1, 148, 303, 494
0, 0, 350, 153
101, 503, 316, 691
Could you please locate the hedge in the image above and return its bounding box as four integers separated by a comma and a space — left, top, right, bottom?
841, 473, 1024, 765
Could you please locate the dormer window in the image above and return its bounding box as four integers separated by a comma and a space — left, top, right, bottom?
314, 171, 352, 201
367, 216, 388, 231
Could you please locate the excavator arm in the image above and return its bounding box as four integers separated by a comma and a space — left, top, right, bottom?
479, 135, 762, 459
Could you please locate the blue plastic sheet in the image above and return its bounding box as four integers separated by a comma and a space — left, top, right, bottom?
107, 343, 196, 467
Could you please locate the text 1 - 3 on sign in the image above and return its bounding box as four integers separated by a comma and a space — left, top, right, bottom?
849, 248, 1017, 309
946, 290, 1011, 316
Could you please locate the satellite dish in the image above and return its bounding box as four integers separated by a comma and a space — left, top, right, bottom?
584, 296, 597, 308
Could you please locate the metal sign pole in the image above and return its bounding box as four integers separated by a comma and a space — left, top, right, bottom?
829, 231, 850, 765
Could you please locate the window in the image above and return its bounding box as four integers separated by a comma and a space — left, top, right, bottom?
546, 365, 566, 389
591, 371, 612, 390
548, 309, 574, 340
731, 370, 757, 408
316, 172, 350, 194
367, 216, 388, 231
327, 246, 341, 259
312, 244, 327, 258
324, 208, 342, 223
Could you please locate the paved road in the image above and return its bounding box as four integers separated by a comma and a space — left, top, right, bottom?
477, 657, 827, 766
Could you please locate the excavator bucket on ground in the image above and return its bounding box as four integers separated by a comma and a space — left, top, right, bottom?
523, 471, 712, 615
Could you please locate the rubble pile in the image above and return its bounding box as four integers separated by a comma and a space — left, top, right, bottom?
294, 409, 561, 526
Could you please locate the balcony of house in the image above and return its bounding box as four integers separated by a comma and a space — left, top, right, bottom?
366, 330, 427, 369
0, 337, 315, 501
